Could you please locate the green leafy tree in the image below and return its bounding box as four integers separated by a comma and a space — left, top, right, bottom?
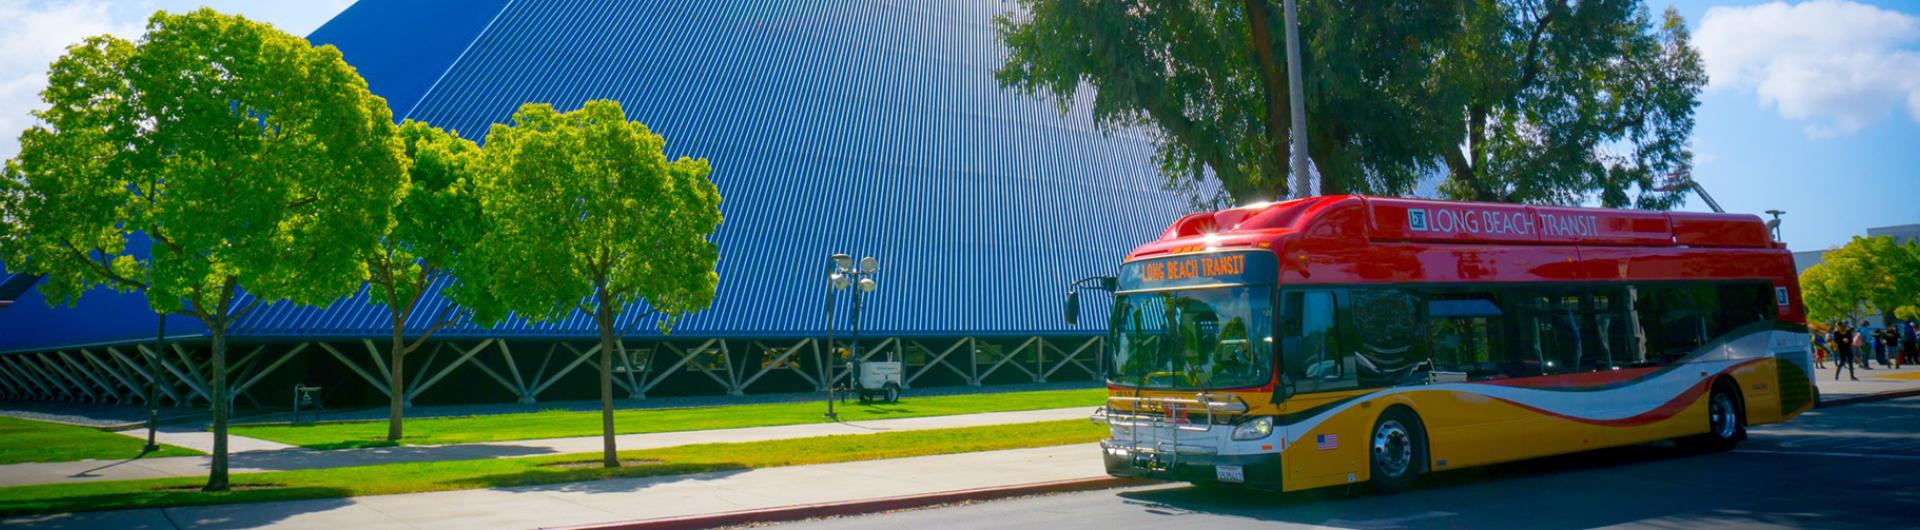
1803, 236, 1920, 326
367, 121, 495, 442
0, 10, 404, 490
472, 100, 722, 468
1800, 264, 1865, 326
995, 0, 1704, 209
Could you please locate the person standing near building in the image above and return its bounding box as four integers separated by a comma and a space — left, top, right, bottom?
1835, 322, 1858, 380
1903, 321, 1919, 366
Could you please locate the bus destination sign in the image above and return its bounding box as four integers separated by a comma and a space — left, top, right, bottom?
1118, 251, 1278, 292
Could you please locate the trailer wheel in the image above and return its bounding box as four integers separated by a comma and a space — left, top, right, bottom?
883, 383, 900, 403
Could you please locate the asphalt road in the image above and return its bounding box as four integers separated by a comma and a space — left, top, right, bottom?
779, 397, 1920, 529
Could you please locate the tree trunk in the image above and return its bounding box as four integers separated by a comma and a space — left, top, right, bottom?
203, 321, 230, 492
597, 297, 619, 468
387, 316, 406, 442
1244, 0, 1294, 199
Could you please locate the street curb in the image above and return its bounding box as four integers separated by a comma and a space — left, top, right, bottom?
549, 476, 1147, 530
1817, 387, 1920, 408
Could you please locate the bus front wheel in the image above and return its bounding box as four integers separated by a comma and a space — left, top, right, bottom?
1368, 407, 1426, 495
1679, 380, 1745, 452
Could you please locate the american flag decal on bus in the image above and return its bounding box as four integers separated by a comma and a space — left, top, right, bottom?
1316, 433, 1337, 450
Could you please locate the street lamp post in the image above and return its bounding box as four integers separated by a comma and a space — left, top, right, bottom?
822, 254, 879, 419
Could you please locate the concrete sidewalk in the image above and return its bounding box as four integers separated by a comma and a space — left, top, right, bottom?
0, 406, 1095, 487
1, 443, 1105, 530
1814, 363, 1920, 401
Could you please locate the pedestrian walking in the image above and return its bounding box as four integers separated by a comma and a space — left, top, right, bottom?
1896, 322, 1912, 368
1854, 325, 1872, 370
1813, 332, 1828, 369
1835, 323, 1858, 380
1891, 327, 1905, 369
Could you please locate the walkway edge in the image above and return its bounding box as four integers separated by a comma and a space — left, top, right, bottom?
550, 476, 1147, 530
1818, 388, 1920, 408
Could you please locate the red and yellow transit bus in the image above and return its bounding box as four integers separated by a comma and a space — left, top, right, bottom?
1081, 195, 1812, 494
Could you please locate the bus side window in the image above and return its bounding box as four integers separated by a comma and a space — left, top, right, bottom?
1284, 291, 1350, 392
1351, 289, 1426, 388
1426, 294, 1503, 382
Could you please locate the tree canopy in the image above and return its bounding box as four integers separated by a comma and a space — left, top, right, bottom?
367, 120, 495, 441
995, 0, 1706, 208
1802, 236, 1920, 326
473, 100, 722, 467
0, 9, 405, 490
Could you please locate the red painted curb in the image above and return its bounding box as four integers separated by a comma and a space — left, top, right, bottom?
549, 476, 1147, 530
1817, 387, 1920, 408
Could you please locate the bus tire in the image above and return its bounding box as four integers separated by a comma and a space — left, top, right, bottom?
1368, 407, 1425, 495
1679, 379, 1744, 452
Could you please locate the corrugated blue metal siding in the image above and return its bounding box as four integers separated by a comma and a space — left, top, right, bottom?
2, 0, 1203, 348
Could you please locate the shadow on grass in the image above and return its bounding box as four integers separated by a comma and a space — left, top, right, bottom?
445, 461, 751, 492
296, 440, 399, 451
0, 485, 355, 519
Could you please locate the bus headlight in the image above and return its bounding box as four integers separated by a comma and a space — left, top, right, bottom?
1231, 416, 1273, 441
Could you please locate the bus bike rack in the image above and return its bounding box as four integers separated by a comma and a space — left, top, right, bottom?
1091, 393, 1249, 473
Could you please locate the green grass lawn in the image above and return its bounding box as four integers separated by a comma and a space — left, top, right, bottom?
233, 388, 1104, 450
0, 416, 201, 465
0, 419, 1104, 516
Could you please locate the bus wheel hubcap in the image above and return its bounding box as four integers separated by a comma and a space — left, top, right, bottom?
1374, 420, 1412, 478
1711, 393, 1736, 439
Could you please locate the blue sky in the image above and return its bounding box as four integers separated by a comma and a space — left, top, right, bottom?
0, 0, 1914, 251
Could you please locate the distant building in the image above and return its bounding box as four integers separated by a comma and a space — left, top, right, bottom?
1867, 224, 1920, 245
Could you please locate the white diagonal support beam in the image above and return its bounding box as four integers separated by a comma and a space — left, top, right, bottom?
318, 342, 392, 397
56, 350, 118, 402
739, 339, 815, 392
361, 339, 395, 389
977, 337, 1039, 382
0, 356, 36, 398
907, 339, 972, 387
407, 339, 496, 402
108, 347, 182, 405
232, 343, 311, 398
497, 341, 532, 402
34, 352, 93, 401
530, 343, 600, 398
6, 356, 60, 399
143, 345, 212, 404
80, 349, 143, 402
461, 343, 527, 400
642, 339, 719, 393
0, 359, 25, 397
1043, 336, 1100, 380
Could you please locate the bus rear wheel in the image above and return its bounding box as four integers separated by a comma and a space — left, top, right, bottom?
1368, 407, 1425, 495
1679, 381, 1744, 452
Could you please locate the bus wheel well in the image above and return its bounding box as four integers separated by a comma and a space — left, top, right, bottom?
1378, 404, 1430, 473
1711, 375, 1747, 428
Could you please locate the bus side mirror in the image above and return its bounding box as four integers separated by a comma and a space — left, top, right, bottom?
1064, 290, 1081, 326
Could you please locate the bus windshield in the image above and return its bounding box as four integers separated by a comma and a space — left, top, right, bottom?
1109, 286, 1274, 390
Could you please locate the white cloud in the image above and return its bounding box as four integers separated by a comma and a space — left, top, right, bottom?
0, 1, 354, 162
1698, 0, 1920, 137
0, 0, 143, 161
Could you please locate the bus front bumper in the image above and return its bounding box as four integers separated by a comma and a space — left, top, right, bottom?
1101, 439, 1284, 490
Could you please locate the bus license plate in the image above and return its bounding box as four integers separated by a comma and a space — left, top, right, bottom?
1215, 465, 1244, 483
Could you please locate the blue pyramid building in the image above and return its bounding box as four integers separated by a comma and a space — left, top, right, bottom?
0, 0, 1196, 406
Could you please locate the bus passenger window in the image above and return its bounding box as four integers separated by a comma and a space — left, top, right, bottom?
1284, 291, 1349, 392
1426, 295, 1503, 382
1351, 289, 1426, 387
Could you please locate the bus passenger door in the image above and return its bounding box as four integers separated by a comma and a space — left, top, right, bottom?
1280, 290, 1367, 489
